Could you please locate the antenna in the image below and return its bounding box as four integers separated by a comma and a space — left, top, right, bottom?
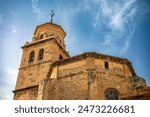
50, 10, 55, 23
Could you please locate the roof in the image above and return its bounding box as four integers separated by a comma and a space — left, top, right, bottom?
51, 52, 136, 76
33, 22, 66, 36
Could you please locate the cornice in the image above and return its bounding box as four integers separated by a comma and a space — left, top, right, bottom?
51, 52, 136, 76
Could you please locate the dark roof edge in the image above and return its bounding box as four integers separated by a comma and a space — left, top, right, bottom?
51, 52, 136, 76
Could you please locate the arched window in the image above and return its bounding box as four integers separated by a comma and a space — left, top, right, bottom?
105, 89, 119, 100
29, 51, 35, 62
39, 34, 43, 39
38, 49, 44, 60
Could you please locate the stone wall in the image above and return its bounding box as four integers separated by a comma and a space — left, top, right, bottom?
41, 69, 130, 100
41, 72, 88, 100
42, 56, 150, 100
13, 86, 38, 100
15, 39, 69, 90
43, 70, 150, 100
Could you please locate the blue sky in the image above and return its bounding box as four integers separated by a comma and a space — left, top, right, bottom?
0, 0, 150, 99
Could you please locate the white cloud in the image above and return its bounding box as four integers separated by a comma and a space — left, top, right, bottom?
91, 0, 138, 55
98, 0, 136, 30
31, 0, 45, 21
120, 38, 130, 55
110, 13, 123, 30
120, 28, 135, 55
103, 34, 113, 45
93, 7, 101, 29
11, 25, 17, 34
100, 0, 113, 16
12, 30, 17, 34
56, 0, 138, 55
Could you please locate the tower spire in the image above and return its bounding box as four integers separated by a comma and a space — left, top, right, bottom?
50, 10, 55, 23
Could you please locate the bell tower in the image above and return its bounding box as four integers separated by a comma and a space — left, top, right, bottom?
13, 22, 70, 99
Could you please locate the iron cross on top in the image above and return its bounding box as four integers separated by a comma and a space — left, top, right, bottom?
50, 10, 55, 23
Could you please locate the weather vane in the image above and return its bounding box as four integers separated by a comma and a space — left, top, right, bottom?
50, 10, 55, 23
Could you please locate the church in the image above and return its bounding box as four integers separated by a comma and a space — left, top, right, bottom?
13, 20, 150, 100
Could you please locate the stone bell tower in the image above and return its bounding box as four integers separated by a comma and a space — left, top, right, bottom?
13, 22, 70, 99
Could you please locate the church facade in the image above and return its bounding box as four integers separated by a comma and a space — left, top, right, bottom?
13, 22, 150, 100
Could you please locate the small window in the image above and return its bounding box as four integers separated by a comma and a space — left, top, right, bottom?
104, 61, 109, 69
106, 90, 119, 100
29, 51, 35, 62
38, 49, 44, 60
59, 54, 63, 60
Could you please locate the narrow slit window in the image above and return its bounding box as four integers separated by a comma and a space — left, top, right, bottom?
104, 61, 109, 69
